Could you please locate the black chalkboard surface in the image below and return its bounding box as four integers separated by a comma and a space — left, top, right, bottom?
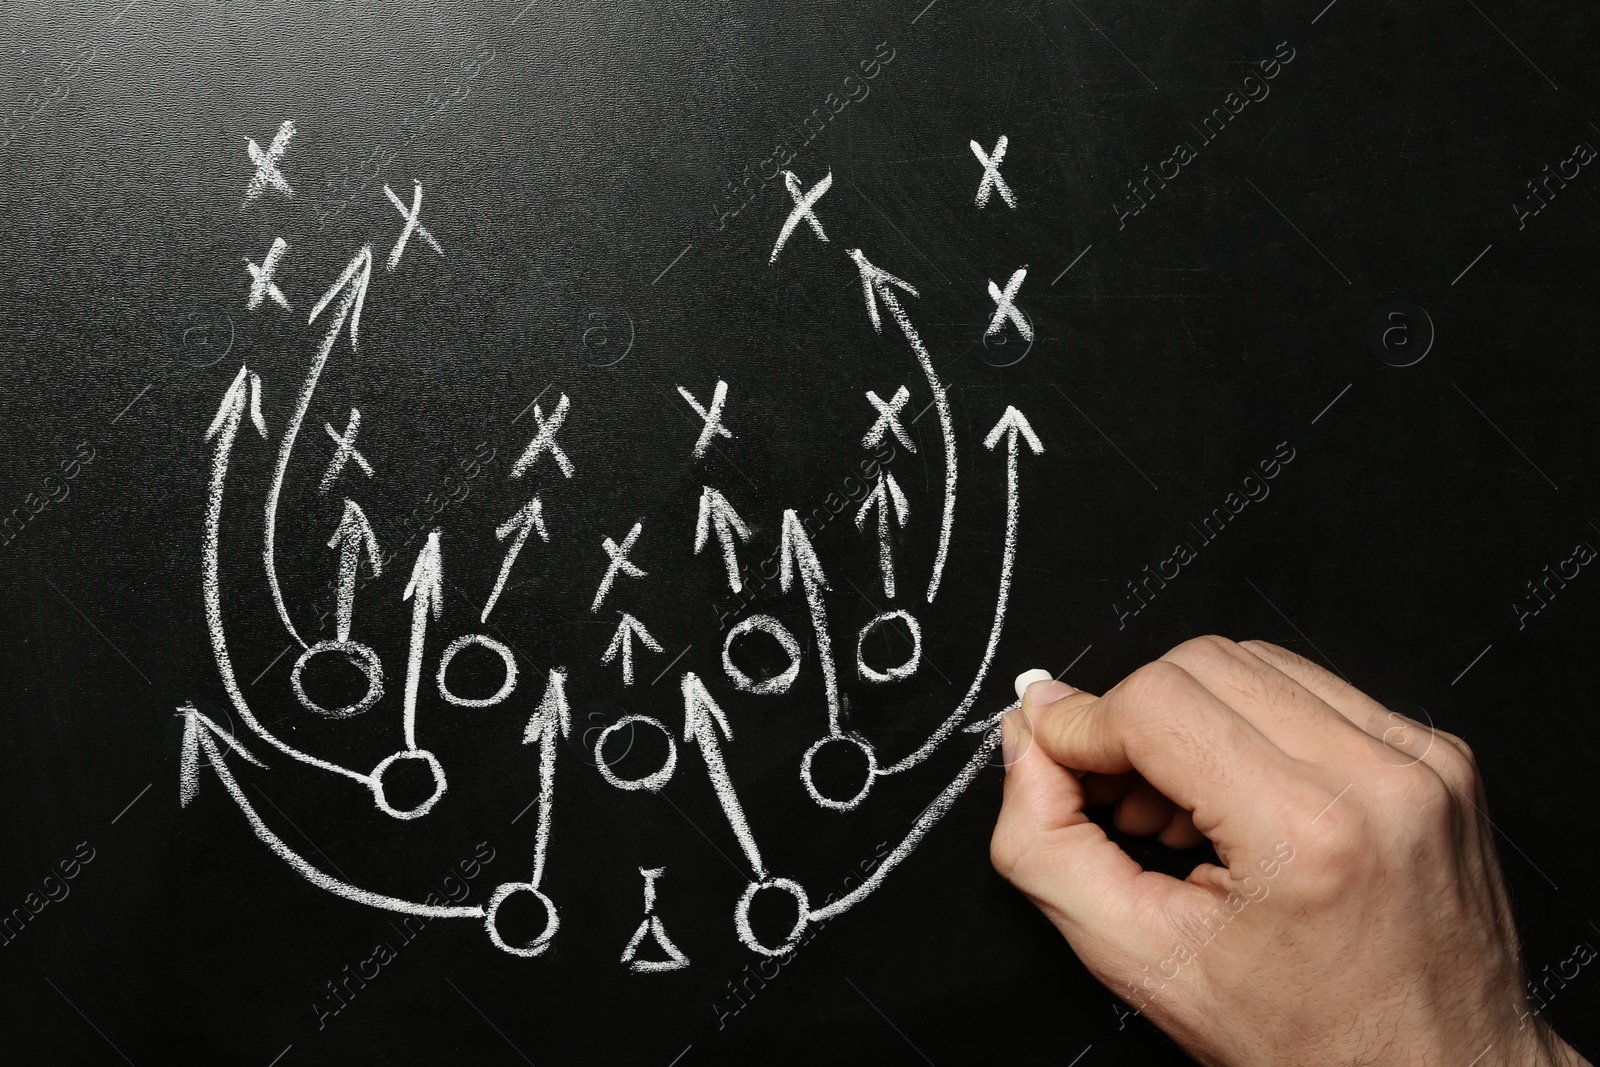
2, 2, 1597, 1064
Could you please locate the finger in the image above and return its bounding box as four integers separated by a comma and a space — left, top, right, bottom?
991, 705, 1209, 961
1158, 636, 1378, 763
1158, 807, 1206, 850
1082, 770, 1140, 808
1024, 662, 1312, 862
1113, 778, 1176, 837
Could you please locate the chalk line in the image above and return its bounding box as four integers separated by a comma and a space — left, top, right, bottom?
682, 672, 765, 878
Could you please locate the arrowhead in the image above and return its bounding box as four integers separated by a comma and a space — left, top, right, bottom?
403, 530, 444, 617
205, 366, 267, 441
496, 496, 547, 543
523, 669, 572, 743
607, 612, 663, 658
778, 509, 827, 593
178, 702, 263, 806
849, 249, 918, 333
695, 486, 750, 553
680, 672, 731, 744
329, 499, 383, 578
855, 473, 909, 532
983, 406, 1044, 455
308, 245, 374, 351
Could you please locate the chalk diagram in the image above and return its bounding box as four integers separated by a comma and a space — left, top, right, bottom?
184, 122, 1043, 963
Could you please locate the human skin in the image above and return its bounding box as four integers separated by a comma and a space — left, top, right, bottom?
990, 635, 1590, 1067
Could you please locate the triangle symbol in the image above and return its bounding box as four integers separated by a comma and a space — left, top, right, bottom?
621, 915, 690, 974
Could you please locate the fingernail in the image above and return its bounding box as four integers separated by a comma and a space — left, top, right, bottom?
1000, 707, 1031, 771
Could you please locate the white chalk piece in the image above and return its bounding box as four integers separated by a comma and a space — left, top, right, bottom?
677, 380, 733, 458
511, 393, 575, 479
734, 877, 809, 956
483, 496, 547, 623
970, 135, 1017, 209
1013, 669, 1053, 701
620, 867, 690, 973
682, 672, 766, 878
985, 266, 1032, 341
327, 498, 381, 643
850, 249, 956, 604
243, 237, 292, 311
602, 612, 663, 686
243, 119, 295, 205
878, 405, 1042, 776
266, 246, 372, 650
770, 169, 832, 264
809, 725, 1001, 924
855, 473, 909, 599
383, 181, 444, 272
522, 669, 571, 891
319, 409, 374, 493
594, 715, 677, 792
862, 385, 916, 453
694, 486, 752, 592
591, 521, 646, 612
202, 367, 371, 785
436, 634, 518, 708
855, 610, 921, 684
401, 532, 445, 752
721, 614, 800, 696
180, 709, 479, 918
779, 510, 842, 735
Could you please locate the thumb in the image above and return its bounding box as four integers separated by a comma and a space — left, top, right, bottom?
990, 682, 1206, 973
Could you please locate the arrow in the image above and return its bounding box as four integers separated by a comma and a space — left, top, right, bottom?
681, 672, 765, 878
201, 368, 369, 785
483, 496, 547, 623
521, 669, 571, 889
855, 473, 909, 599
883, 406, 1043, 775
401, 531, 444, 752
694, 486, 752, 592
849, 249, 956, 604
602, 613, 663, 686
328, 499, 382, 642
178, 705, 483, 920
264, 245, 374, 649
779, 509, 841, 735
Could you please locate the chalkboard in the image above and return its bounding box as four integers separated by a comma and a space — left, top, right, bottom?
2, 1, 1597, 1064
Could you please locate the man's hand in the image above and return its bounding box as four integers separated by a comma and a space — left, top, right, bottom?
990, 635, 1589, 1067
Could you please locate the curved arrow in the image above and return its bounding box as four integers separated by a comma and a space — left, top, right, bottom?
855, 472, 909, 599
850, 248, 956, 604
779, 510, 842, 736
202, 367, 370, 785
694, 486, 751, 592
878, 405, 1042, 776
328, 499, 381, 643
483, 496, 546, 623
264, 245, 373, 648
521, 670, 571, 889
401, 531, 443, 752
682, 672, 765, 878
603, 612, 662, 686
179, 705, 482, 919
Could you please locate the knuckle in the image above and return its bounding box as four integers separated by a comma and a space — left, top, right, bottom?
1117, 659, 1192, 709
1163, 634, 1242, 679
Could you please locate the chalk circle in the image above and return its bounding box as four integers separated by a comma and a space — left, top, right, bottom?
594, 715, 677, 792
291, 640, 384, 719
485, 881, 559, 958
723, 614, 801, 695
436, 633, 518, 707
855, 610, 922, 683
735, 877, 809, 957
800, 734, 878, 811
368, 749, 447, 821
